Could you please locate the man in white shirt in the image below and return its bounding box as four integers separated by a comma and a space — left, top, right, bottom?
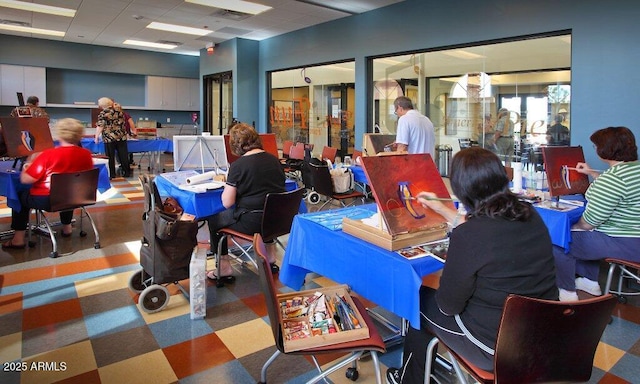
393, 96, 435, 159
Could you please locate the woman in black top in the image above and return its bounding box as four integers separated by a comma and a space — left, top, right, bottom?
206, 123, 285, 282
386, 147, 557, 384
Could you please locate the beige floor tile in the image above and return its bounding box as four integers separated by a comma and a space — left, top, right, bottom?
593, 342, 625, 372
138, 293, 190, 324
215, 318, 274, 358
21, 340, 97, 384
98, 350, 178, 384
0, 332, 22, 363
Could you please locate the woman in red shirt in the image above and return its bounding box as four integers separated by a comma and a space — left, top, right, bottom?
2, 118, 94, 249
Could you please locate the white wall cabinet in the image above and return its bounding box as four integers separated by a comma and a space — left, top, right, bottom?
147, 76, 197, 111
0, 65, 46, 106
176, 78, 199, 110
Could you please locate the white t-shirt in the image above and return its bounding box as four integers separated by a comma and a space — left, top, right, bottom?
396, 109, 435, 158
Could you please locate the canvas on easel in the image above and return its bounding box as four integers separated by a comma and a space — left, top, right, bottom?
224, 133, 279, 164
361, 153, 453, 235
173, 135, 228, 172
363, 133, 396, 156
0, 117, 54, 158
541, 146, 590, 196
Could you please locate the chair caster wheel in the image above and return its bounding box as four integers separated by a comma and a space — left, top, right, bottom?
216, 280, 225, 288
80, 230, 87, 237
50, 251, 58, 258
94, 242, 101, 249
345, 367, 359, 381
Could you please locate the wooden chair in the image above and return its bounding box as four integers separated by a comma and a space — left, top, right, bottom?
604, 258, 640, 303
215, 188, 305, 286
307, 162, 365, 211
283, 143, 306, 183
321, 145, 338, 163
253, 233, 386, 384
27, 169, 101, 258
424, 294, 616, 384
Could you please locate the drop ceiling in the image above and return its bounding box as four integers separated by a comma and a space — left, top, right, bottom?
0, 0, 404, 56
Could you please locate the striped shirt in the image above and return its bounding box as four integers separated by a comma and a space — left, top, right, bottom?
583, 161, 640, 237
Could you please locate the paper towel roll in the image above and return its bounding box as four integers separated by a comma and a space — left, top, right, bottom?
513, 162, 522, 192
186, 170, 218, 185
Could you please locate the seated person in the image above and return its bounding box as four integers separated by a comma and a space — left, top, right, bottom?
546, 114, 570, 146
386, 147, 558, 384
205, 122, 286, 283
2, 118, 94, 249
554, 126, 640, 301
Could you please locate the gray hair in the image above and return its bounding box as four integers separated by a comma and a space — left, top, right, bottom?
98, 97, 113, 109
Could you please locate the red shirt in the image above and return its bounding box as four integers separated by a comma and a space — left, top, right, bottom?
25, 146, 94, 196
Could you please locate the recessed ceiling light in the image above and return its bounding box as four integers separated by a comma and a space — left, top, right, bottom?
0, 0, 76, 17
186, 0, 272, 15
0, 24, 65, 36
147, 22, 212, 36
123, 39, 177, 49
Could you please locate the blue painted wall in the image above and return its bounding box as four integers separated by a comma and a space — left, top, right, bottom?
201, 0, 640, 167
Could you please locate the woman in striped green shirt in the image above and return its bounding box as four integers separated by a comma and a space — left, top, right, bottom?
554, 127, 640, 301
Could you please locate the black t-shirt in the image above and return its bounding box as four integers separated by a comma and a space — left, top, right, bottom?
226, 151, 286, 210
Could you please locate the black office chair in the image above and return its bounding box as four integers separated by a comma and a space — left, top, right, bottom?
216, 188, 305, 286
27, 168, 101, 258
307, 163, 365, 211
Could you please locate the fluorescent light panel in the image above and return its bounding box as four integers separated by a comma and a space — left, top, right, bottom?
442, 50, 485, 60
0, 0, 76, 17
123, 39, 177, 49
147, 22, 212, 36
0, 24, 64, 36
186, 0, 271, 15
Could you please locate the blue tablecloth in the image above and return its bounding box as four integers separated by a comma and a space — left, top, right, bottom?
349, 165, 368, 184
0, 161, 111, 211
534, 203, 585, 252
81, 138, 173, 154
279, 204, 445, 326
154, 171, 304, 219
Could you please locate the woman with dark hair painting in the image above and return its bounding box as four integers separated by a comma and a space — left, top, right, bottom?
554, 126, 640, 302
386, 147, 557, 384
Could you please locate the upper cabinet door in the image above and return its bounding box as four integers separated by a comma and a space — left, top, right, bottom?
0, 65, 46, 106
176, 78, 199, 111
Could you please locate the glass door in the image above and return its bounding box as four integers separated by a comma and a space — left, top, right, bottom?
203, 71, 233, 135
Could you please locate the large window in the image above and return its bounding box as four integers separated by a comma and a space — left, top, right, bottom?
269, 61, 355, 159
371, 33, 571, 165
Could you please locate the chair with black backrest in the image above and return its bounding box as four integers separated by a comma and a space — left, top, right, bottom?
27, 168, 101, 258
604, 258, 640, 303
308, 162, 365, 211
215, 188, 305, 287
423, 294, 616, 384
321, 145, 338, 163
253, 233, 386, 384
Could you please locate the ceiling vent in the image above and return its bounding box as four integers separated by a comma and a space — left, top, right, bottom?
0, 19, 31, 27
210, 8, 252, 21
156, 40, 183, 46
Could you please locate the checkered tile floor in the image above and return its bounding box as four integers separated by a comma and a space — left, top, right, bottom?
0, 172, 639, 383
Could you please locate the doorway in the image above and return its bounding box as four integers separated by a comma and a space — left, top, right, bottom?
203, 71, 233, 135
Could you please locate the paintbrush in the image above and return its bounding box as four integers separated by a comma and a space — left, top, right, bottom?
564, 166, 604, 173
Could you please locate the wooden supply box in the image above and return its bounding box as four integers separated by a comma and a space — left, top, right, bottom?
342, 217, 447, 251
278, 284, 369, 353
